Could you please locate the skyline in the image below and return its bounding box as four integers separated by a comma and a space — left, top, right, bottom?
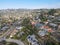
0, 0, 60, 9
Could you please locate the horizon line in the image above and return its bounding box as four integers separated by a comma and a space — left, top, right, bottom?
0, 8, 60, 10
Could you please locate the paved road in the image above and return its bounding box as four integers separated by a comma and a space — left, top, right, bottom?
4, 39, 24, 45
0, 24, 24, 45
0, 26, 14, 38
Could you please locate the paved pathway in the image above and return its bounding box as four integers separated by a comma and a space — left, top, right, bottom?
5, 39, 24, 45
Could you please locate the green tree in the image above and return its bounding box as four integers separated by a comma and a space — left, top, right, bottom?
21, 17, 30, 26
48, 9, 56, 15
1, 40, 6, 44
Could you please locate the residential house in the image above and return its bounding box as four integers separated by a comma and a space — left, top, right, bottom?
1, 26, 9, 31
48, 23, 58, 30
35, 22, 44, 29
16, 26, 23, 31
27, 34, 40, 45
38, 29, 48, 37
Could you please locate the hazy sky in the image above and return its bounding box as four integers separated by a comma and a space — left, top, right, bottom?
0, 0, 60, 9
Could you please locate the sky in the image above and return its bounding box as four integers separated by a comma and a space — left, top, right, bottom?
0, 0, 60, 9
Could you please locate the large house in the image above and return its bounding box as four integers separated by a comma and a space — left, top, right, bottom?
27, 34, 40, 45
